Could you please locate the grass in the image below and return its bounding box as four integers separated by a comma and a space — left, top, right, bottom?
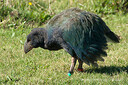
0, 14, 128, 85
0, 0, 128, 85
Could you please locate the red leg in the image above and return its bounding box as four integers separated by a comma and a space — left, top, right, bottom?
78, 59, 83, 72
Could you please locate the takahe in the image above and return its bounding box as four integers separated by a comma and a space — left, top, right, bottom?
24, 8, 120, 76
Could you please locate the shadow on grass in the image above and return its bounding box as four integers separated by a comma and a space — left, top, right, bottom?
84, 65, 128, 75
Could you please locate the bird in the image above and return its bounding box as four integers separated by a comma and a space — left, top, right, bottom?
24, 8, 120, 76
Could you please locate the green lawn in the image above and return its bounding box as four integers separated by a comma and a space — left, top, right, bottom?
0, 14, 128, 84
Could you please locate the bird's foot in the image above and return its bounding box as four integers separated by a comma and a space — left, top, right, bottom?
77, 68, 83, 72
68, 71, 73, 76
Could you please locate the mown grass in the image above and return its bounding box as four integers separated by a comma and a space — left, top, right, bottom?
0, 0, 128, 85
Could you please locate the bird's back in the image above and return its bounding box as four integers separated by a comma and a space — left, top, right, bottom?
46, 8, 110, 34
46, 8, 83, 29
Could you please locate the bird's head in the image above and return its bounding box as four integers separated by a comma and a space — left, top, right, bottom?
24, 28, 47, 54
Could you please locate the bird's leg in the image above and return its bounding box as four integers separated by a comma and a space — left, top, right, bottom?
68, 57, 77, 76
78, 59, 83, 72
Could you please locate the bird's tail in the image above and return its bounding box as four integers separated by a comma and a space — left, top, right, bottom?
105, 31, 120, 43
